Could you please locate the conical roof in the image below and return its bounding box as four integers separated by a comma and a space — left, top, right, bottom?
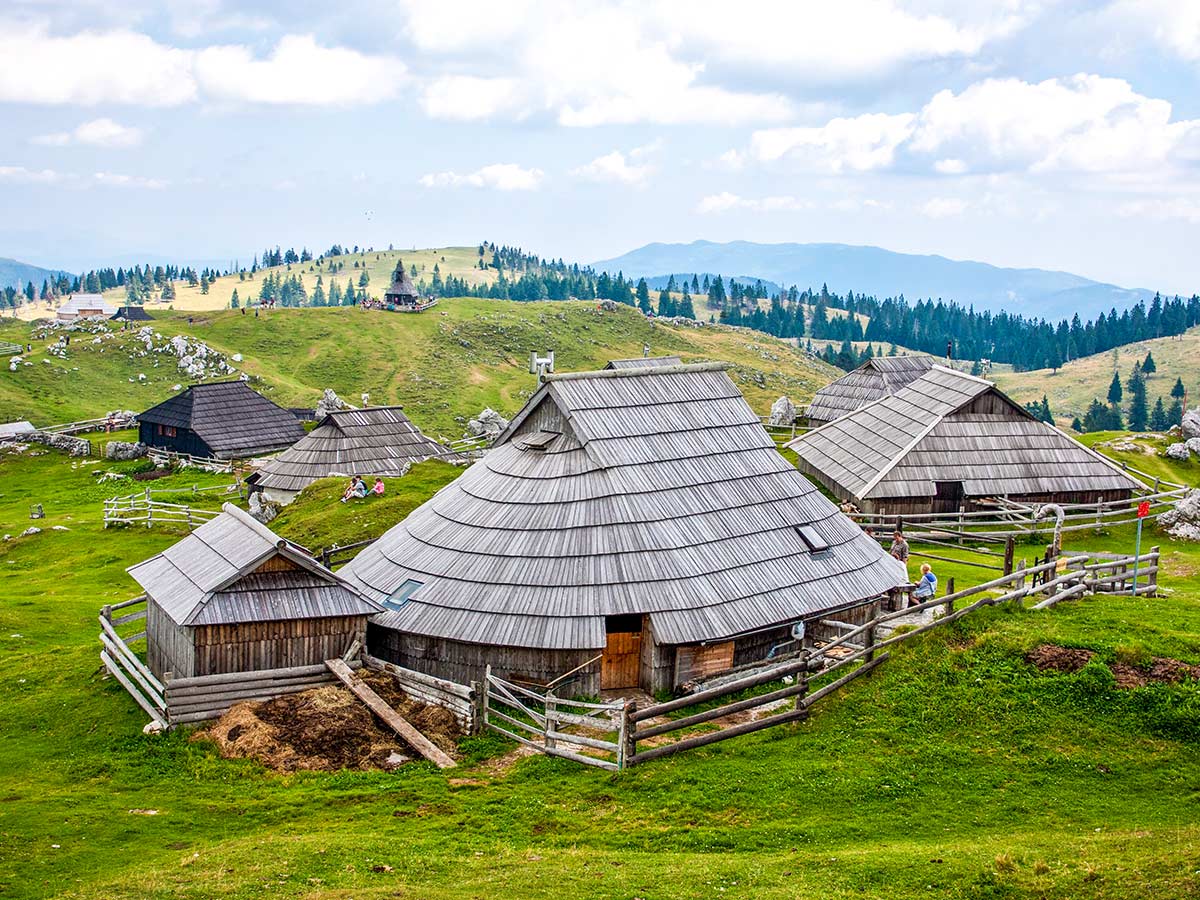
386, 260, 419, 300
807, 355, 936, 425
341, 362, 906, 650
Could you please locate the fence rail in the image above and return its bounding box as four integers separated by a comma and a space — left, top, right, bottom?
145, 448, 239, 472
319, 537, 377, 569
0, 340, 22, 357
99, 596, 167, 729
43, 414, 136, 435
103, 490, 224, 529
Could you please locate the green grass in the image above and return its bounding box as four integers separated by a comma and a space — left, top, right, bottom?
1, 434, 1199, 898
0, 298, 839, 437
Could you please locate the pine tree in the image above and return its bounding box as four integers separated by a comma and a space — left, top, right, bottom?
200, 274, 209, 295
1171, 377, 1186, 400
1167, 398, 1184, 428
229, 289, 239, 309
359, 270, 370, 288
1150, 397, 1168, 431
1127, 369, 1148, 431
1070, 417, 1083, 433
1107, 371, 1123, 405
636, 278, 652, 314
678, 288, 695, 320
1142, 350, 1156, 374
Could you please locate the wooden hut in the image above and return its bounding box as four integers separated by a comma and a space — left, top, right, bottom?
111, 305, 153, 322
247, 406, 455, 504
340, 362, 906, 695
138, 381, 306, 459
787, 365, 1142, 516
56, 293, 116, 322
384, 260, 424, 309
807, 355, 935, 426
128, 503, 381, 679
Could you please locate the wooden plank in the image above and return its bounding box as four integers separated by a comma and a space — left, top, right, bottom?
485, 720, 618, 771
98, 616, 164, 693
633, 679, 809, 741
361, 654, 474, 699
166, 661, 355, 690
801, 653, 889, 709
630, 656, 813, 722
100, 633, 166, 709
101, 651, 167, 728
325, 658, 456, 769
630, 706, 809, 765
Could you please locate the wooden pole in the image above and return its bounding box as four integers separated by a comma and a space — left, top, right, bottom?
1003, 537, 1015, 576
943, 576, 956, 615
544, 689, 557, 751
864, 601, 879, 663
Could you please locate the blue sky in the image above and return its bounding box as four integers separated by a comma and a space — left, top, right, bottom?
1, 0, 1198, 293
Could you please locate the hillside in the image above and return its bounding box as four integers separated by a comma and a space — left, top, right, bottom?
0, 298, 840, 435
0, 257, 67, 293
994, 325, 1200, 424
594, 240, 1155, 320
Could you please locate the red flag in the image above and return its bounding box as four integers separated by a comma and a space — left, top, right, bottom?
1137, 501, 1151, 518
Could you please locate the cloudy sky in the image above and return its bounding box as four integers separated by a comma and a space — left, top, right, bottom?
1, 0, 1198, 291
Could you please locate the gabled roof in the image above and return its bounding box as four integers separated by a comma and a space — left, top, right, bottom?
385, 260, 418, 299
0, 420, 35, 438
806, 354, 936, 424
127, 503, 380, 626
340, 363, 906, 651
788, 366, 1142, 501
604, 355, 683, 370
57, 293, 117, 317
138, 381, 306, 458
250, 406, 454, 494
111, 305, 153, 321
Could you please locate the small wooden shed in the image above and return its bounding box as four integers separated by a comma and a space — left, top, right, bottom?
341, 362, 906, 695
138, 381, 306, 459
807, 355, 935, 426
128, 503, 381, 679
385, 261, 421, 308
247, 406, 455, 504
111, 305, 153, 322
788, 365, 1143, 516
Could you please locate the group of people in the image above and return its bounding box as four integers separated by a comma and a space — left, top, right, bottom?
340, 475, 385, 503
863, 526, 937, 607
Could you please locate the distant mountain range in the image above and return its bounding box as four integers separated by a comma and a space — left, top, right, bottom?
592, 240, 1157, 321
0, 257, 69, 292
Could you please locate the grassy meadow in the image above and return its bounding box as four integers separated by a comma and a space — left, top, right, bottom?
0, 297, 839, 438
0, 411, 1198, 897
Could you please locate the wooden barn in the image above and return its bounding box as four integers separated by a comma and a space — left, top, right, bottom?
56, 293, 116, 322
807, 354, 935, 426
111, 305, 153, 322
787, 365, 1142, 516
127, 503, 381, 679
247, 406, 456, 504
340, 362, 907, 695
138, 381, 306, 460
384, 260, 431, 310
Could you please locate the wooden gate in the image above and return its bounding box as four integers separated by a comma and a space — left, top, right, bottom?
932, 480, 964, 514
601, 615, 642, 690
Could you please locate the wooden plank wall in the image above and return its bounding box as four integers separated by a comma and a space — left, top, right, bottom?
146, 598, 196, 679
192, 614, 366, 676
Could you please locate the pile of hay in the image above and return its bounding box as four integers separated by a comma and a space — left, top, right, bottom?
198, 672, 462, 772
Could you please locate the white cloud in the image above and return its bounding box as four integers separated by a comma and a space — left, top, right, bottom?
934, 158, 968, 174
1102, 0, 1200, 62
750, 113, 916, 172
1118, 197, 1200, 224
419, 76, 524, 121
194, 35, 405, 105
419, 163, 543, 191
32, 118, 143, 148
92, 172, 169, 189
0, 22, 197, 106
571, 147, 658, 185
0, 24, 404, 107
918, 197, 968, 218
0, 166, 62, 184
696, 192, 813, 214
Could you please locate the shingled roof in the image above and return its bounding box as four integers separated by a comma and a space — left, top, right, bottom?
127, 503, 380, 626
788, 365, 1142, 502
604, 355, 683, 369
249, 406, 454, 495
340, 362, 906, 651
806, 355, 936, 425
111, 305, 153, 321
57, 293, 116, 319
385, 260, 419, 300
139, 381, 306, 459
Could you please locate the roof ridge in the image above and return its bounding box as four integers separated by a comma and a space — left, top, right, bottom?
543, 361, 730, 382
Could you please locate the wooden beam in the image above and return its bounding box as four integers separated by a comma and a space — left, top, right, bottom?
324, 658, 456, 769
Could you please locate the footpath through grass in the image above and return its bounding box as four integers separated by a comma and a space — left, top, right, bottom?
0, 440, 1198, 898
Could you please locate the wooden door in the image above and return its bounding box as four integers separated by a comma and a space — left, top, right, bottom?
601, 615, 643, 690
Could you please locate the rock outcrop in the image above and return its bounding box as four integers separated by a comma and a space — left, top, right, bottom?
466, 408, 509, 441
1158, 489, 1200, 542
105, 440, 148, 461
767, 396, 797, 426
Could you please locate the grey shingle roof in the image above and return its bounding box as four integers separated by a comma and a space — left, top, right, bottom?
807, 354, 936, 424
788, 365, 1142, 502
127, 502, 380, 626
604, 356, 683, 369
339, 363, 906, 651
139, 381, 306, 458
249, 406, 453, 494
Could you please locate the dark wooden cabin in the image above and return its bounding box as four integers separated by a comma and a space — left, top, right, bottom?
138, 381, 306, 459
340, 362, 906, 695
128, 503, 381, 679
384, 260, 422, 309
111, 305, 153, 322
789, 365, 1143, 516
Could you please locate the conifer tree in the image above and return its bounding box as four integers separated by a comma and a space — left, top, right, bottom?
1150, 397, 1168, 431
1127, 368, 1148, 431
229, 289, 239, 309
1142, 350, 1156, 374
1107, 371, 1123, 406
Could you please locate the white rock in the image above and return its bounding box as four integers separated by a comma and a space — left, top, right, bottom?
1165, 442, 1192, 461
1183, 408, 1200, 441
767, 396, 797, 426
232, 352, 243, 362
20, 526, 41, 536
51, 525, 69, 531
467, 408, 509, 440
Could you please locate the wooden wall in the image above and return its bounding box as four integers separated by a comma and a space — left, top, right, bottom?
146, 597, 196, 679
368, 625, 601, 696
866, 488, 1133, 518
191, 614, 366, 676
639, 618, 675, 694
138, 423, 214, 458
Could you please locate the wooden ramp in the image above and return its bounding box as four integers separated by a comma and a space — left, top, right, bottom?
324, 658, 456, 769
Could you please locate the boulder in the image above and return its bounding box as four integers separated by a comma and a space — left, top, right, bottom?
467, 408, 509, 441
105, 440, 148, 461
1159, 489, 1200, 541
316, 388, 351, 420
1188, 438, 1200, 455
1165, 442, 1192, 461
767, 396, 797, 426
248, 491, 278, 524
1183, 408, 1200, 441
20, 526, 41, 537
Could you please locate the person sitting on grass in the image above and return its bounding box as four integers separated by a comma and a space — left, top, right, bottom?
372, 477, 385, 497
912, 563, 937, 605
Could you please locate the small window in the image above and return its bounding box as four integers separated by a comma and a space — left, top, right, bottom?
795, 524, 830, 553
383, 578, 424, 611
519, 430, 560, 450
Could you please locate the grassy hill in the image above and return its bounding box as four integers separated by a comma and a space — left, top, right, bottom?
0, 298, 840, 435
993, 326, 1200, 425
0, 432, 1198, 898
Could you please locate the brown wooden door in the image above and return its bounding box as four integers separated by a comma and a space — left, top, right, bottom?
601, 616, 642, 690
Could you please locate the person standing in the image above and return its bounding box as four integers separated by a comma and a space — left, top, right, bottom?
890, 530, 910, 567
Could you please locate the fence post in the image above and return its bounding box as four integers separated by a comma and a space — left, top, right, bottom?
957, 506, 965, 545
1012, 559, 1027, 608
864, 601, 879, 662
1003, 537, 1015, 576
943, 576, 956, 615
544, 689, 557, 751
1095, 502, 1103, 534
795, 649, 811, 707
468, 681, 483, 735
620, 699, 636, 769
482, 665, 491, 729
1148, 546, 1159, 597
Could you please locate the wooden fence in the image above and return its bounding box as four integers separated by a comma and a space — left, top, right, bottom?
319, 537, 378, 569
363, 654, 479, 731
0, 340, 22, 356
145, 448, 239, 472
103, 490, 225, 529
43, 415, 136, 435
481, 663, 627, 771
99, 596, 167, 729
